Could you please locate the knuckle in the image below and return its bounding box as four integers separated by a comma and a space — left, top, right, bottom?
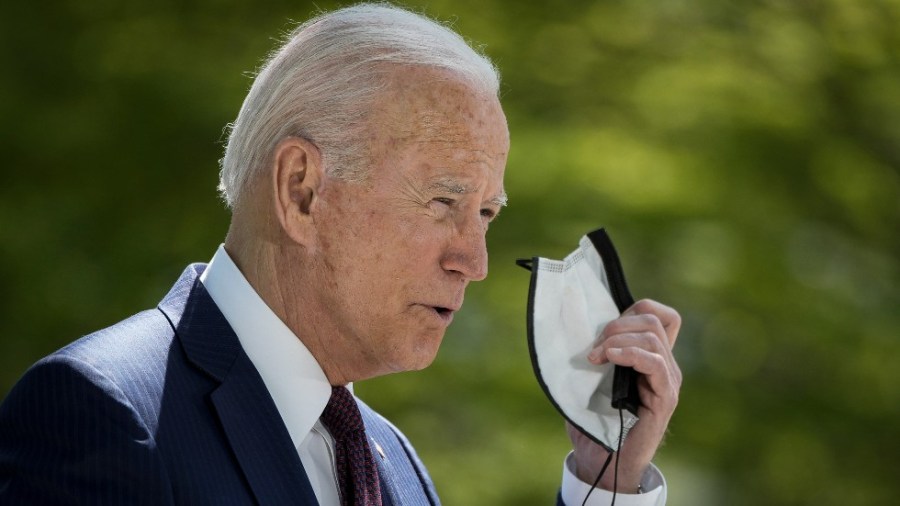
633, 298, 682, 329
652, 353, 667, 368
639, 313, 662, 329
633, 298, 654, 312
639, 331, 660, 347
602, 318, 625, 336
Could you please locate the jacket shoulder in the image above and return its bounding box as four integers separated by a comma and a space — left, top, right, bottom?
15, 308, 176, 427
0, 310, 177, 504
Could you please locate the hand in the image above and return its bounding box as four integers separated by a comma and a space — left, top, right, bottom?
567, 299, 682, 493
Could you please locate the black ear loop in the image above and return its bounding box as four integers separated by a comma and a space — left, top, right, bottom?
581, 408, 625, 506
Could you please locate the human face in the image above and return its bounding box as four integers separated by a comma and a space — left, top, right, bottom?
306, 68, 509, 380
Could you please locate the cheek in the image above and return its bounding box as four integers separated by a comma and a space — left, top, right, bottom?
367, 210, 441, 263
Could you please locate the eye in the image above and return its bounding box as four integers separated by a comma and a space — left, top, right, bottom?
480, 207, 498, 221
429, 197, 455, 215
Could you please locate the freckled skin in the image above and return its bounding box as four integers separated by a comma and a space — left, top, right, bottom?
302, 67, 509, 381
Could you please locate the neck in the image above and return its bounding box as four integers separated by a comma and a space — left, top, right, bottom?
224, 223, 378, 386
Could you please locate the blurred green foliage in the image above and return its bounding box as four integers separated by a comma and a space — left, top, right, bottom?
1, 0, 898, 504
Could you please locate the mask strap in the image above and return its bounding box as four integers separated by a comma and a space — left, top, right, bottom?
587, 229, 641, 417
581, 408, 627, 506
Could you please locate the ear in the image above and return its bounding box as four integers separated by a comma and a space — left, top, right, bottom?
272, 136, 324, 246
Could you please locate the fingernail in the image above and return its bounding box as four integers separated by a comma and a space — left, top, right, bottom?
607, 348, 623, 356
588, 347, 603, 363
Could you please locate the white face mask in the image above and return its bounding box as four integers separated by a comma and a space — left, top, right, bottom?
517, 228, 640, 451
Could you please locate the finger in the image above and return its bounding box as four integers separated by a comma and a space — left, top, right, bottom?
605, 347, 665, 377
622, 299, 681, 347
591, 322, 673, 366
592, 300, 679, 345
605, 347, 679, 407
596, 331, 665, 357
600, 329, 679, 379
601, 314, 671, 354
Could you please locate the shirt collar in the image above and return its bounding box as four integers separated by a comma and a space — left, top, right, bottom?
199, 244, 333, 448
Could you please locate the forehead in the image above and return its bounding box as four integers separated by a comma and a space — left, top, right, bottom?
368, 66, 510, 184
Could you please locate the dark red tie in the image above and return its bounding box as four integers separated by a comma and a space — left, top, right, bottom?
320, 386, 382, 506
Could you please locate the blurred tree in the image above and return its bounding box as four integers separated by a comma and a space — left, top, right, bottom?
1, 0, 897, 504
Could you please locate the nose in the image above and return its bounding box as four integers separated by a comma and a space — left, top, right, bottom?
440, 215, 489, 281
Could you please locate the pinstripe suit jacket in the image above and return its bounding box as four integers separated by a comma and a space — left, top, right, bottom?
0, 264, 440, 505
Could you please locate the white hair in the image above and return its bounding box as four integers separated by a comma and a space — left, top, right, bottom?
218, 2, 500, 208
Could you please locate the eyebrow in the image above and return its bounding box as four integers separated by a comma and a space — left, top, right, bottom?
429, 179, 508, 207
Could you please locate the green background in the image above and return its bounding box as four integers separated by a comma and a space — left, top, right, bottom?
2, 0, 898, 504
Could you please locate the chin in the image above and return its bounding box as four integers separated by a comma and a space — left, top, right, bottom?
407, 353, 438, 372
389, 334, 444, 373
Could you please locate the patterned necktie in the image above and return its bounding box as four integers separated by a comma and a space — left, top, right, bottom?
320, 386, 382, 506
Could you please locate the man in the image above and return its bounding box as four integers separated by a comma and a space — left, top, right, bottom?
0, 3, 681, 505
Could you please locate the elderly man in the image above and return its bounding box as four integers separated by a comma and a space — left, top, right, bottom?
0, 3, 680, 505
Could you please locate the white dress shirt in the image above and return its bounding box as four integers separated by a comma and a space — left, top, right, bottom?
200, 245, 667, 505
562, 453, 666, 506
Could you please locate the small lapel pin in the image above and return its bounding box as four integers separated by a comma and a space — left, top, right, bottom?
373, 440, 386, 460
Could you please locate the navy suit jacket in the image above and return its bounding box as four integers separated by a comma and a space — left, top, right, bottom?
0, 264, 440, 505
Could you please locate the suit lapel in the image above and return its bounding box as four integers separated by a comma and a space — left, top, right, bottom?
211, 352, 319, 505
159, 265, 319, 505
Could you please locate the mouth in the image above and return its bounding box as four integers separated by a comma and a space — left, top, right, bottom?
428, 305, 456, 324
